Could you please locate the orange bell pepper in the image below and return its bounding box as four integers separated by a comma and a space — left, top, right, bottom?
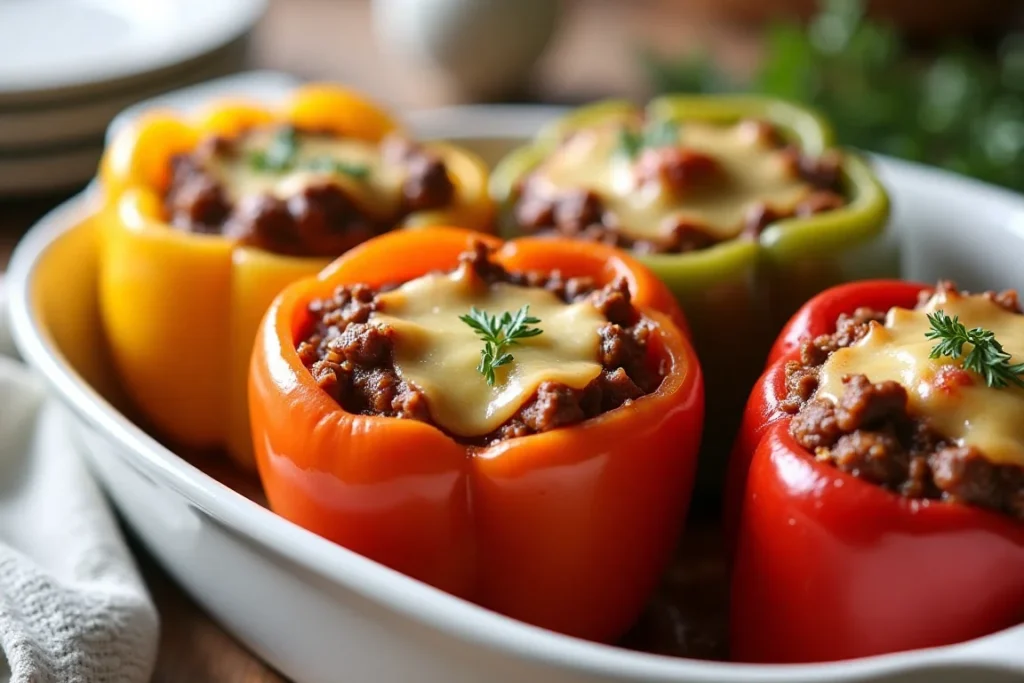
249, 226, 705, 642
96, 84, 494, 469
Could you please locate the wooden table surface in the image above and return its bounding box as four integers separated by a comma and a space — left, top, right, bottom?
0, 1, 751, 680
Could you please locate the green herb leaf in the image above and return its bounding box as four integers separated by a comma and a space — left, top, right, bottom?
925, 310, 1024, 389
246, 127, 371, 181
616, 118, 680, 159
302, 156, 370, 179
617, 128, 645, 159
642, 118, 679, 149
459, 305, 543, 386
249, 126, 300, 173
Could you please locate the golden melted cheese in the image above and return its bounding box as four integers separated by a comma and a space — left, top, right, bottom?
818, 291, 1024, 467
529, 120, 815, 241
205, 128, 405, 220
370, 264, 606, 437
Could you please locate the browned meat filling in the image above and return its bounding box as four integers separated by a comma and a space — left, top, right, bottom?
783, 281, 1024, 519
513, 118, 846, 255
295, 243, 660, 445
164, 127, 455, 257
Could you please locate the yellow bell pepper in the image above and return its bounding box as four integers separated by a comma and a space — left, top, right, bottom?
97, 84, 494, 469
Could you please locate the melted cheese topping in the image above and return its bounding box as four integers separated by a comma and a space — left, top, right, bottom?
205, 128, 405, 220
818, 291, 1024, 466
529, 120, 815, 241
370, 264, 606, 437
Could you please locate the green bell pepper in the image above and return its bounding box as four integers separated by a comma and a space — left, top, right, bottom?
490, 95, 893, 505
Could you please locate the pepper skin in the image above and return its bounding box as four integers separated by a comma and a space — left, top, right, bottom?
97, 84, 494, 469
489, 96, 892, 503
727, 279, 1024, 663
248, 227, 705, 643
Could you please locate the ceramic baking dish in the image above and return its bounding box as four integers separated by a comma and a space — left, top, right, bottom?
7, 73, 1024, 682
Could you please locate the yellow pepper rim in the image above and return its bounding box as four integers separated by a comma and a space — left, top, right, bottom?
100, 83, 493, 255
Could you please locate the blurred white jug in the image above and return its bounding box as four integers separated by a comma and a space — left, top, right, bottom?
371, 0, 562, 100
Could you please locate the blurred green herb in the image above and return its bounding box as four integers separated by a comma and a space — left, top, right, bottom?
642, 0, 1024, 192
643, 118, 680, 149
248, 126, 370, 179
617, 128, 645, 158
617, 118, 680, 158
302, 156, 370, 179
249, 127, 300, 172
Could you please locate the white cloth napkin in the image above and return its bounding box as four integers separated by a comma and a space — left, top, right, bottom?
0, 275, 159, 682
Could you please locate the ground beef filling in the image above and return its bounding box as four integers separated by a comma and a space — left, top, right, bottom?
782, 281, 1024, 519
164, 129, 455, 257
295, 244, 660, 445
512, 118, 847, 255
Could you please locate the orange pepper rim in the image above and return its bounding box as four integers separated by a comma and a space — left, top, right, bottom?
760, 347, 1024, 530
266, 227, 698, 453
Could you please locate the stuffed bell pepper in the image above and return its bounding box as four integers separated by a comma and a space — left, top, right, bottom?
490, 96, 892, 498
248, 226, 704, 642
728, 279, 1024, 663
97, 84, 493, 468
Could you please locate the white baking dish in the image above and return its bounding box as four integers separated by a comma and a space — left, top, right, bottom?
7, 73, 1024, 682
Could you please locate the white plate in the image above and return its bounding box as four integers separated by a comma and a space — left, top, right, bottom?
0, 47, 252, 195
0, 0, 266, 104
0, 36, 250, 151
7, 74, 1024, 683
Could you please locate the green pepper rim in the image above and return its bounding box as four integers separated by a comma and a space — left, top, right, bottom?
489, 95, 890, 290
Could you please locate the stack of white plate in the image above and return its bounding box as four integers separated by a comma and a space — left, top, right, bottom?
0, 0, 267, 196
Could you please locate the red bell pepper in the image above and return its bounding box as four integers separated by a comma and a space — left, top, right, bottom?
249, 227, 704, 643
725, 279, 924, 534
726, 279, 1024, 663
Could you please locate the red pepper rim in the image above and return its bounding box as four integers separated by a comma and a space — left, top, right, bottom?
767, 279, 929, 367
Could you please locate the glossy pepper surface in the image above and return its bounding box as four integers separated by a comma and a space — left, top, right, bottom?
248, 226, 704, 643
727, 279, 1024, 663
489, 96, 892, 501
97, 84, 493, 468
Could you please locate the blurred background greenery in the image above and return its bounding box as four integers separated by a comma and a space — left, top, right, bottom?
643, 0, 1024, 192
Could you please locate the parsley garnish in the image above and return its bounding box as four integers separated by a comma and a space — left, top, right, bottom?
642, 118, 679, 149
617, 128, 645, 159
617, 118, 680, 159
302, 156, 370, 179
925, 310, 1024, 389
458, 305, 544, 386
247, 126, 370, 179
248, 126, 299, 172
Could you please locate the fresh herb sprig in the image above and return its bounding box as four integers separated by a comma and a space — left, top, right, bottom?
925, 310, 1024, 389
248, 126, 370, 179
302, 156, 371, 180
617, 118, 679, 159
459, 305, 544, 386
249, 127, 300, 172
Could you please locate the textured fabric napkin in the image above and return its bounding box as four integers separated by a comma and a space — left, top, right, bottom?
0, 276, 159, 682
